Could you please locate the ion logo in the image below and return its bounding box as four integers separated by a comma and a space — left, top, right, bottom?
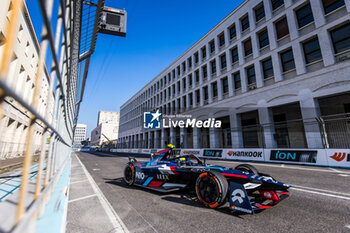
135, 171, 145, 180
330, 152, 347, 162
143, 110, 161, 129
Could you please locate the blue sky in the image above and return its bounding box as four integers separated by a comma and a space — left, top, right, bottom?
27, 0, 244, 137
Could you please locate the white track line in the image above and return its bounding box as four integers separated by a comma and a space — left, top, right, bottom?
75, 154, 129, 233
291, 184, 350, 197
70, 179, 89, 184
291, 187, 350, 201
68, 194, 97, 203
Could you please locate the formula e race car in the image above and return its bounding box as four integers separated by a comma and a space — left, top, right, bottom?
123, 145, 290, 214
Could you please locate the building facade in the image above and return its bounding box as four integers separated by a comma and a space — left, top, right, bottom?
0, 0, 55, 159
73, 124, 87, 148
90, 111, 120, 146
118, 0, 350, 149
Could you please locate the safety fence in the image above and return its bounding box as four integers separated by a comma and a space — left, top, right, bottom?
0, 0, 95, 232
110, 147, 350, 168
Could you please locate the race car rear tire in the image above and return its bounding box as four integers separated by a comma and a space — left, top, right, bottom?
195, 171, 228, 208
235, 164, 258, 175
123, 163, 135, 185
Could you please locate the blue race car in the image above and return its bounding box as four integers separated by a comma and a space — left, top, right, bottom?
123, 145, 290, 214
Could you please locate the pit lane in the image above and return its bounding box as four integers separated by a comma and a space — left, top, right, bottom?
69, 151, 350, 233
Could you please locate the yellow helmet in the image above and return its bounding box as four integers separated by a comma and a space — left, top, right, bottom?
167, 144, 175, 149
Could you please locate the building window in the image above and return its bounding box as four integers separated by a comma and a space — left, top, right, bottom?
210, 60, 216, 74
220, 54, 227, 69
201, 46, 207, 59
222, 77, 229, 94
203, 86, 209, 101
209, 40, 215, 54
303, 37, 322, 64
196, 90, 200, 104
246, 66, 256, 85
275, 17, 289, 39
271, 0, 284, 10
231, 47, 239, 63
212, 82, 218, 98
183, 96, 186, 108
322, 0, 345, 14
255, 4, 265, 22
241, 15, 250, 32
280, 48, 295, 72
194, 52, 199, 64
262, 58, 274, 79
182, 62, 186, 73
218, 33, 225, 47
228, 24, 236, 40
177, 66, 180, 76
330, 23, 350, 54
258, 29, 269, 48
296, 4, 314, 28
244, 38, 253, 56
183, 78, 186, 90
188, 57, 192, 68
233, 72, 241, 89
202, 65, 208, 79
189, 93, 193, 106
189, 74, 193, 87
195, 70, 200, 83
177, 81, 180, 93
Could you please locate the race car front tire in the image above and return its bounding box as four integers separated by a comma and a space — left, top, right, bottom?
123, 162, 135, 185
195, 171, 228, 208
235, 164, 259, 175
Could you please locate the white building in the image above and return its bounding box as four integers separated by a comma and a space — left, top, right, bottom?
118, 0, 350, 150
73, 124, 87, 147
90, 111, 120, 146
0, 0, 54, 159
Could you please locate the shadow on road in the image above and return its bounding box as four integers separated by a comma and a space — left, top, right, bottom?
104, 177, 252, 218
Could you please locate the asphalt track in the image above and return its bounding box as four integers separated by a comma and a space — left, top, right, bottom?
73, 151, 350, 233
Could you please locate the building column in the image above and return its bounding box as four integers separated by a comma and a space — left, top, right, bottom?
318, 29, 336, 67
286, 8, 299, 40
255, 61, 264, 88
229, 112, 243, 148
193, 127, 200, 149
346, 0, 350, 12
298, 89, 323, 148
271, 52, 283, 82
240, 67, 248, 93
263, 0, 273, 20
200, 88, 204, 106
267, 23, 277, 50
237, 43, 245, 66
251, 33, 260, 58
292, 43, 307, 75
154, 130, 159, 148
180, 128, 187, 148
310, 0, 327, 27
192, 91, 197, 108
208, 84, 213, 104
161, 129, 166, 147
248, 7, 256, 31
209, 128, 219, 148
170, 127, 176, 145
180, 96, 184, 112
217, 79, 223, 101
228, 74, 234, 97
258, 101, 276, 148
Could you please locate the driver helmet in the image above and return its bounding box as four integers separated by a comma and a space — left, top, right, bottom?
167, 144, 175, 149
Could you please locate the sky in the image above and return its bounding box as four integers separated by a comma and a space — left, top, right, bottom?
27, 0, 245, 137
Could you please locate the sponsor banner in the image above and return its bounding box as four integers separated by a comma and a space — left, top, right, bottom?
110, 149, 118, 152
131, 149, 138, 153
325, 149, 350, 168
265, 149, 328, 166
202, 149, 223, 158
141, 149, 151, 154
181, 149, 202, 156
223, 149, 264, 161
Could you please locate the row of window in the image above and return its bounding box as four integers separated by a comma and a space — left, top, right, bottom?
120, 0, 347, 119
120, 21, 350, 123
